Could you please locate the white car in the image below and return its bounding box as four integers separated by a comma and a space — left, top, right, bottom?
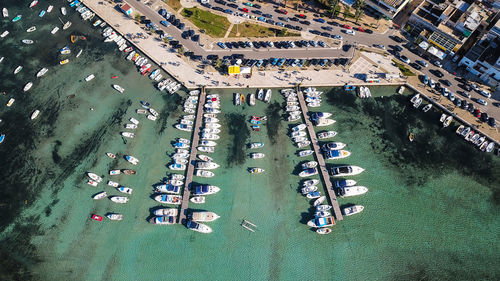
432, 60, 442, 67
400, 55, 410, 64
332, 35, 342, 40
479, 90, 491, 98
344, 30, 355, 35
373, 44, 385, 50
477, 98, 487, 106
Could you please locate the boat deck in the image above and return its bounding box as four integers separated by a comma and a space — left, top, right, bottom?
296, 86, 343, 221
178, 88, 206, 224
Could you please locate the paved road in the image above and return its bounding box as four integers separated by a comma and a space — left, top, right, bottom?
131, 0, 499, 122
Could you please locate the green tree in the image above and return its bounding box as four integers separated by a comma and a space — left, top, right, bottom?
353, 0, 365, 23
343, 5, 350, 20
328, 0, 340, 19
214, 59, 223, 69
277, 28, 289, 37
178, 47, 185, 55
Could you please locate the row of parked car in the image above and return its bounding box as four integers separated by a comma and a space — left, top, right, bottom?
216, 39, 328, 50
209, 56, 350, 69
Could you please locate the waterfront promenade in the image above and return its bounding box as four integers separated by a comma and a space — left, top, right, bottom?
178, 88, 206, 223
296, 87, 343, 221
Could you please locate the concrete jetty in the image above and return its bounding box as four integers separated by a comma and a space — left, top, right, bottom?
178, 88, 206, 224
295, 86, 343, 221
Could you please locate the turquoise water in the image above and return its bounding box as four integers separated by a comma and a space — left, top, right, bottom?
1, 1, 500, 281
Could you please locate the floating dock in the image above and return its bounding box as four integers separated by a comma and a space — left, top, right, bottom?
178, 88, 206, 224
295, 86, 343, 221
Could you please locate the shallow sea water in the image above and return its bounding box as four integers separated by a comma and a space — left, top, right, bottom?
1, 2, 500, 281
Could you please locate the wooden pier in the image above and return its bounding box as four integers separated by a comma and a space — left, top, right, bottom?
295, 86, 343, 221
178, 88, 206, 224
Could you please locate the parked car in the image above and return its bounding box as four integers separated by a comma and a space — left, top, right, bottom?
297, 13, 306, 19
321, 26, 333, 31
344, 30, 355, 35
432, 60, 442, 67
343, 24, 352, 29
252, 9, 262, 15
160, 20, 170, 27
411, 63, 422, 70
477, 98, 487, 106
315, 18, 325, 23
479, 90, 491, 98
457, 90, 471, 98
301, 20, 311, 25
399, 55, 410, 64
253, 4, 261, 9
373, 44, 385, 50
433, 69, 444, 78
332, 34, 342, 40
227, 3, 237, 8
488, 117, 496, 127
277, 9, 288, 15
357, 27, 365, 32
416, 60, 428, 67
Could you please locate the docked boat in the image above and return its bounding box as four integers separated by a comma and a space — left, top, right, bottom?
413, 97, 422, 108
439, 114, 447, 123
110, 196, 129, 204
36, 67, 48, 78
149, 216, 176, 225
193, 185, 220, 195
106, 213, 123, 221
6, 98, 15, 107
198, 146, 214, 153
292, 124, 307, 132
334, 179, 357, 188
315, 118, 336, 127
343, 205, 364, 216
306, 191, 321, 199
317, 131, 337, 139
13, 66, 23, 75
87, 180, 98, 187
122, 169, 136, 175
154, 208, 178, 216
164, 179, 183, 186
301, 161, 318, 169
136, 109, 147, 114
129, 118, 139, 125
410, 94, 420, 103
339, 186, 368, 197
0, 31, 8, 38
324, 150, 351, 160
198, 154, 213, 162
195, 170, 214, 178
331, 165, 364, 177
155, 194, 182, 205
290, 131, 306, 138
307, 216, 335, 228
155, 184, 180, 194
60, 59, 69, 65
87, 172, 102, 182
298, 150, 314, 157
249, 142, 264, 149
249, 93, 256, 106
61, 7, 66, 15
422, 104, 432, 112
2, 8, 8, 18
299, 168, 318, 177
85, 74, 95, 82
314, 211, 331, 217
108, 181, 119, 187
169, 163, 186, 170
51, 27, 59, 34
322, 142, 346, 151
250, 152, 265, 159
486, 142, 495, 153
316, 228, 332, 235
29, 1, 39, 8
301, 185, 318, 194
22, 39, 33, 44
199, 140, 217, 147
190, 196, 206, 204
249, 167, 265, 174
175, 124, 192, 132
195, 161, 220, 170
125, 155, 139, 165
92, 191, 107, 200
303, 179, 319, 187
187, 220, 212, 233
443, 115, 453, 128
121, 132, 134, 138
30, 110, 40, 120
26, 26, 36, 32
344, 85, 355, 91
125, 124, 137, 130
113, 84, 124, 93
316, 205, 332, 211
189, 211, 220, 222
173, 142, 189, 149
296, 141, 311, 148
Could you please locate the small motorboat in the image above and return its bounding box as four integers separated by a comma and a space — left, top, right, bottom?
169, 163, 186, 170
0, 31, 9, 38
149, 216, 176, 225
2, 8, 8, 18
306, 191, 321, 199
195, 161, 219, 170
12, 15, 22, 22
121, 132, 134, 138
13, 66, 22, 75
91, 214, 103, 222
110, 196, 129, 204
125, 155, 139, 165
291, 124, 307, 132
316, 228, 332, 235
343, 205, 364, 216
76, 49, 83, 58
334, 179, 357, 188
87, 180, 98, 187
303, 179, 319, 187
322, 142, 346, 151
60, 59, 69, 65
107, 181, 119, 187
154, 208, 179, 216
344, 85, 356, 91
112, 76, 118, 79
340, 186, 368, 197
61, 7, 66, 16
106, 213, 123, 221
313, 196, 326, 207
155, 194, 182, 205
249, 142, 264, 149
249, 167, 265, 174
92, 191, 107, 200
314, 211, 331, 217
22, 39, 34, 44
331, 166, 364, 177
51, 27, 59, 34
324, 150, 351, 160
187, 220, 212, 233
122, 169, 136, 175
192, 185, 220, 195
129, 118, 139, 125
298, 150, 314, 157
301, 161, 318, 169
0, 133, 4, 144
30, 110, 40, 120
317, 131, 337, 139
307, 216, 335, 228
316, 205, 332, 211
250, 152, 265, 159
190, 196, 206, 204
198, 146, 214, 153
301, 185, 318, 194
299, 168, 318, 177
422, 104, 432, 112
87, 172, 102, 182
26, 26, 36, 32
443, 115, 453, 128
62, 21, 72, 30
117, 186, 133, 194
195, 170, 215, 178
36, 67, 48, 78
189, 212, 220, 222
47, 5, 53, 13
85, 74, 95, 82
113, 84, 124, 93
198, 154, 213, 162
7, 98, 15, 107
409, 133, 414, 142
23, 82, 33, 92
29, 1, 39, 8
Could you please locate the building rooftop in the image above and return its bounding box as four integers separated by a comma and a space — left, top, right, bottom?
379, 0, 407, 8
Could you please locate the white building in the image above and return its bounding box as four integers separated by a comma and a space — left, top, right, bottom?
364, 0, 411, 19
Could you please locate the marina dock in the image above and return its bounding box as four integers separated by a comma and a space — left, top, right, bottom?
178, 88, 206, 224
296, 86, 344, 221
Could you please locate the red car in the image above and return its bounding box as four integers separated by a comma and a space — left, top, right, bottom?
242, 7, 249, 13
278, 9, 288, 15
357, 27, 365, 32
91, 214, 103, 221
343, 24, 352, 29
297, 13, 306, 18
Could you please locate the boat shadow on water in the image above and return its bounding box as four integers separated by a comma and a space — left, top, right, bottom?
225, 113, 250, 167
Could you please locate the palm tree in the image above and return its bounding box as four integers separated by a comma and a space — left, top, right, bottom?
353, 0, 365, 24
343, 5, 350, 20
328, 0, 340, 19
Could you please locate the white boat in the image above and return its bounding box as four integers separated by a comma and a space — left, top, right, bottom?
249, 142, 264, 149
290, 131, 306, 138
264, 89, 272, 103
62, 21, 71, 30
164, 179, 183, 186
2, 8, 8, 18
125, 155, 139, 165
413, 98, 422, 108
121, 132, 134, 138
149, 108, 159, 117
51, 27, 59, 34
0, 31, 8, 38
109, 169, 120, 175
313, 196, 326, 207
92, 191, 107, 200
155, 194, 182, 205
334, 179, 357, 188
205, 123, 221, 129
61, 7, 66, 15
331, 165, 364, 177
193, 185, 220, 195
6, 98, 15, 107
110, 196, 129, 204
307, 216, 335, 228
106, 213, 123, 221
439, 114, 447, 123
443, 115, 452, 128
299, 168, 318, 177
87, 180, 98, 187
301, 161, 318, 169
293, 136, 308, 143
343, 205, 364, 216
85, 74, 95, 82
187, 220, 212, 233
341, 186, 368, 197
316, 228, 332, 235
169, 163, 186, 170
422, 104, 432, 112
301, 185, 318, 194
190, 212, 220, 222
113, 84, 124, 93
303, 179, 319, 187
36, 67, 48, 78
317, 131, 337, 139
296, 141, 311, 148
322, 142, 346, 151
26, 26, 36, 32
292, 124, 307, 132
316, 205, 332, 211
125, 124, 137, 129
30, 110, 40, 120
306, 191, 321, 199
198, 154, 213, 162
198, 146, 214, 153
76, 49, 82, 58
324, 149, 351, 160
315, 118, 336, 127
129, 118, 139, 125
154, 208, 179, 216
298, 150, 314, 157
175, 124, 193, 132
190, 196, 206, 204
199, 140, 217, 147
410, 94, 420, 104
47, 5, 53, 13
149, 216, 176, 224
155, 184, 181, 194
195, 161, 220, 170
249, 93, 256, 105
23, 82, 33, 92
250, 152, 265, 159
249, 167, 265, 174
314, 211, 331, 217
195, 170, 214, 178
136, 109, 147, 115
486, 142, 495, 153
117, 186, 133, 194
87, 172, 102, 182
107, 181, 119, 187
